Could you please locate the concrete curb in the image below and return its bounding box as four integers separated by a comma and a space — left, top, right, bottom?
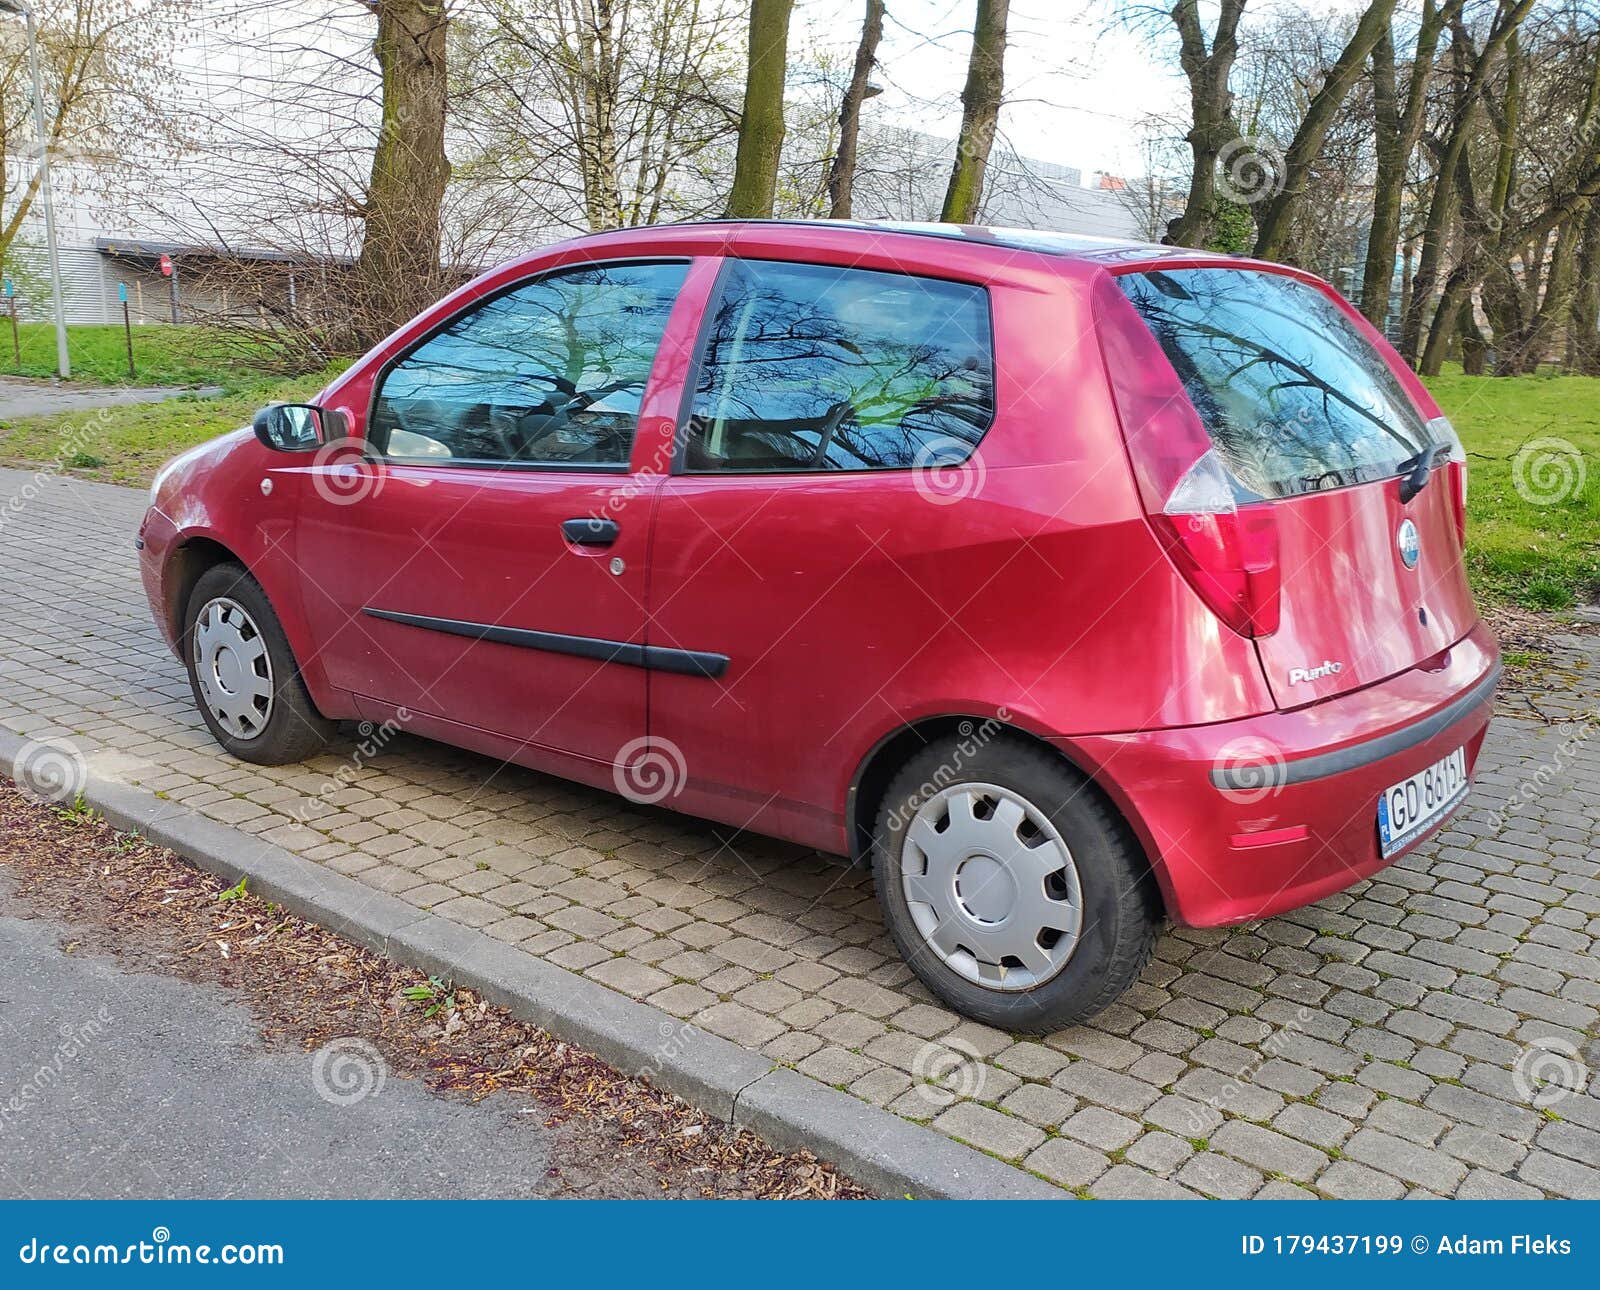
0, 729, 1062, 1200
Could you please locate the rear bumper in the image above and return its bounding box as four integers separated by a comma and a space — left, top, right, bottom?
1060, 621, 1500, 927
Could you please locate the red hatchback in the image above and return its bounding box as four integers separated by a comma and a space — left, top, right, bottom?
139, 221, 1498, 1032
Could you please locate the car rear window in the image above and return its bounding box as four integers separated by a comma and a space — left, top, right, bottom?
1119, 268, 1434, 500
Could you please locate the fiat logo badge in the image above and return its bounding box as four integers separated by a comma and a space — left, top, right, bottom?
1397, 518, 1420, 569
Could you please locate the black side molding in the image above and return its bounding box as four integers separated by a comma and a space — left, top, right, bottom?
1210, 660, 1502, 793
362, 608, 729, 679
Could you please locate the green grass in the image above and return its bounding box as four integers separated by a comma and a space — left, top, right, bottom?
0, 367, 344, 488
1423, 372, 1600, 612
1, 322, 290, 390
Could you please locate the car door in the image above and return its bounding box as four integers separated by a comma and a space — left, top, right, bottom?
645, 256, 1000, 847
292, 259, 693, 768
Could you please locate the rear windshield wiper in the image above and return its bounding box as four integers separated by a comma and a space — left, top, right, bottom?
1396, 443, 1450, 504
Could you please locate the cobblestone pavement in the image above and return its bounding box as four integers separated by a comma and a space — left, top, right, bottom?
2, 468, 1598, 1199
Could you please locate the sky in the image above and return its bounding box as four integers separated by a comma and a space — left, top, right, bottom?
796, 0, 1191, 180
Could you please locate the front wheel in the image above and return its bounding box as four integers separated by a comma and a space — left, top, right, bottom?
183, 563, 335, 764
871, 735, 1161, 1033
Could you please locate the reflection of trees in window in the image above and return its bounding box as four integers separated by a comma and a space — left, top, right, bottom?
690, 262, 995, 471
1123, 270, 1428, 499
373, 263, 686, 464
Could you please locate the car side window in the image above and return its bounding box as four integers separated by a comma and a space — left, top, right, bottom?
369, 261, 689, 468
683, 260, 995, 472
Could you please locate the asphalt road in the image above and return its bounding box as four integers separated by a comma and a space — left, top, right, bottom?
0, 876, 561, 1200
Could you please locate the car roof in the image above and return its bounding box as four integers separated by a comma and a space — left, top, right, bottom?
556, 218, 1240, 271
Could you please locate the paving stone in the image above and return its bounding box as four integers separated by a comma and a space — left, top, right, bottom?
1091, 1164, 1200, 1200
931, 1102, 1045, 1161
1177, 1151, 1264, 1199
1342, 1128, 1467, 1194
1315, 1160, 1407, 1200
998, 1083, 1078, 1130
1273, 1103, 1354, 1150
1210, 1121, 1328, 1182
1024, 1137, 1111, 1190
1061, 1105, 1142, 1151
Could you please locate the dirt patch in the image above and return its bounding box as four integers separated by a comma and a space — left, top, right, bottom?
0, 782, 869, 1200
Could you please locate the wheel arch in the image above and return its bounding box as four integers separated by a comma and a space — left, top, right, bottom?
164, 535, 248, 650
845, 713, 1170, 917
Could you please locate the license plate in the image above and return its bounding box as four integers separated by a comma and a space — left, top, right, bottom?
1377, 746, 1468, 858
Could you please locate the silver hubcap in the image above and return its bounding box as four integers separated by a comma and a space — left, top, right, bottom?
193, 597, 274, 740
900, 783, 1083, 991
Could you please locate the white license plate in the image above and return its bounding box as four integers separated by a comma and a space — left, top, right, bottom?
1377, 746, 1468, 858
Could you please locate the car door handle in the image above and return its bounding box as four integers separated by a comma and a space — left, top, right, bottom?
562, 517, 619, 546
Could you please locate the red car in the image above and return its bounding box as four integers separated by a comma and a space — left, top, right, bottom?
139, 220, 1498, 1032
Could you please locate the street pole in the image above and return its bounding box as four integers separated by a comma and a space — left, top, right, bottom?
5, 1, 71, 379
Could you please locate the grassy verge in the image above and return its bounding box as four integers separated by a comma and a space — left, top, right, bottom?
0, 322, 295, 390
1423, 372, 1600, 612
0, 368, 343, 488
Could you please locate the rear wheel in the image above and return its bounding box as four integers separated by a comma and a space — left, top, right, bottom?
183, 563, 335, 764
871, 735, 1161, 1033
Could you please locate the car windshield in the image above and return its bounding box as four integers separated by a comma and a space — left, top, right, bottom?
1119, 267, 1435, 500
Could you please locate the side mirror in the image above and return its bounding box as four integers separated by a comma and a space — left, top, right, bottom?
252, 403, 341, 453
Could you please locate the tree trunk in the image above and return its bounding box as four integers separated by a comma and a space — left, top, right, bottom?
1398, 0, 1535, 367
725, 0, 795, 218
941, 0, 1010, 223
1359, 0, 1458, 325
1570, 201, 1600, 373
1252, 0, 1398, 261
826, 0, 886, 219
1165, 0, 1248, 247
357, 0, 451, 343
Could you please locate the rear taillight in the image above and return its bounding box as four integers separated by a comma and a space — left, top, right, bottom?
1096, 275, 1281, 638
1147, 450, 1282, 638
1427, 415, 1468, 547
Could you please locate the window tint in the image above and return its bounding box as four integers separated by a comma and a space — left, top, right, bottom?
370, 262, 687, 467
1119, 268, 1434, 499
684, 260, 994, 472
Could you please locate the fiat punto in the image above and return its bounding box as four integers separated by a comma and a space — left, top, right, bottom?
139, 220, 1498, 1031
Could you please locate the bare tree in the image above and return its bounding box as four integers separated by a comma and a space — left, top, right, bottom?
1, 0, 187, 278
825, 0, 885, 219
1164, 0, 1248, 246
726, 0, 795, 217
356, 0, 451, 342
457, 0, 742, 233
941, 0, 1009, 223
1252, 0, 1398, 260
1398, 0, 1536, 366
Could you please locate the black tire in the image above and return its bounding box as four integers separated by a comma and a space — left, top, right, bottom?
183, 562, 336, 765
871, 734, 1162, 1033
